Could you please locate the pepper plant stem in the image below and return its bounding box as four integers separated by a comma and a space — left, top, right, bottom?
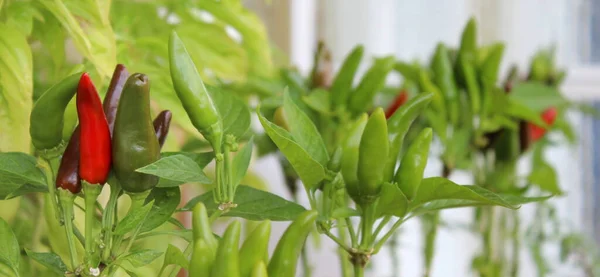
360, 203, 376, 249
224, 144, 234, 202
354, 264, 364, 277
102, 182, 122, 261
39, 157, 62, 224
83, 181, 102, 268
58, 189, 80, 271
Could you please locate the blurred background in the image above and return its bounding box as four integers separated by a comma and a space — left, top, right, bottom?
243, 0, 597, 276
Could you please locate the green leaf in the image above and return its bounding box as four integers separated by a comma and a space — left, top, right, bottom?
331, 207, 361, 218
258, 110, 326, 189
0, 217, 19, 275
375, 183, 408, 218
510, 82, 567, 112
160, 152, 214, 169
528, 162, 562, 195
505, 98, 547, 127
24, 249, 67, 276
137, 229, 192, 242
208, 85, 251, 138
136, 154, 212, 185
283, 90, 329, 165
182, 185, 306, 221
119, 249, 163, 267
0, 152, 48, 199
141, 187, 181, 233
231, 137, 253, 187
303, 89, 331, 114
0, 24, 33, 152
409, 177, 523, 211
410, 194, 551, 217
114, 201, 154, 236
163, 244, 189, 270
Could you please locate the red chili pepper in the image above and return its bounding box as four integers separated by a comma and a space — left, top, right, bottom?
528, 107, 557, 142
385, 90, 409, 119
77, 73, 112, 184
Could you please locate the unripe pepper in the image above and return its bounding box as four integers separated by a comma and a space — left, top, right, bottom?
211, 221, 241, 277
251, 262, 268, 277
348, 57, 396, 114
169, 31, 222, 149
55, 127, 81, 194
330, 45, 364, 109
112, 74, 161, 193
341, 114, 368, 204
239, 221, 271, 277
385, 90, 408, 119
431, 43, 459, 125
103, 64, 130, 135
395, 128, 433, 200
189, 238, 213, 277
268, 210, 318, 277
356, 108, 389, 203
77, 73, 112, 184
153, 110, 172, 148
30, 73, 80, 153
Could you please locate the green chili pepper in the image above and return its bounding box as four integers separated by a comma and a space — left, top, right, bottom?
347, 56, 395, 114
460, 56, 481, 115
192, 203, 218, 252
480, 43, 505, 89
383, 93, 433, 181
251, 261, 268, 277
30, 73, 80, 152
268, 210, 318, 277
239, 221, 271, 277
341, 114, 368, 204
212, 221, 241, 277
356, 108, 388, 203
169, 31, 223, 149
394, 128, 433, 200
327, 146, 343, 172
455, 18, 477, 87
431, 43, 459, 125
418, 70, 446, 116
189, 238, 214, 277
112, 73, 160, 193
330, 45, 364, 109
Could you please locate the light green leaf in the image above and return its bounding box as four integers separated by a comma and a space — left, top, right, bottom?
529, 161, 562, 195
258, 110, 326, 189
231, 137, 254, 187
136, 155, 212, 185
114, 201, 154, 236
505, 98, 547, 127
0, 24, 33, 152
283, 90, 329, 165
137, 229, 192, 242
0, 217, 19, 275
510, 82, 567, 112
141, 187, 181, 233
375, 183, 408, 218
182, 185, 306, 221
24, 249, 67, 276
163, 244, 189, 270
0, 152, 48, 199
303, 89, 331, 114
157, 152, 214, 187
119, 249, 163, 267
207, 85, 251, 138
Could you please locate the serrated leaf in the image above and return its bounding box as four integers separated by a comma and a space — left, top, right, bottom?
136, 155, 212, 185
0, 217, 19, 275
25, 249, 67, 275
119, 249, 163, 267
141, 187, 181, 233
182, 185, 306, 221
207, 85, 251, 138
376, 183, 408, 218
283, 90, 329, 165
0, 152, 48, 199
163, 244, 189, 269
114, 201, 154, 236
258, 110, 326, 189
231, 137, 253, 187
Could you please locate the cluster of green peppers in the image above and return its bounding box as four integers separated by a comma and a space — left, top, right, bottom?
29, 64, 172, 274
190, 203, 318, 277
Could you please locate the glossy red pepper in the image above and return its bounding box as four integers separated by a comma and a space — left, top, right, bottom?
153, 110, 172, 148
77, 73, 112, 184
385, 90, 408, 119
528, 107, 557, 142
56, 126, 82, 194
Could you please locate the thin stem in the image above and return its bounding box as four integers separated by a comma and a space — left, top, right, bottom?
346, 218, 358, 248
320, 223, 352, 253
83, 181, 102, 269
372, 216, 392, 241
209, 209, 224, 224
215, 153, 225, 203
58, 190, 80, 271
123, 217, 146, 254
102, 183, 121, 261
359, 204, 376, 249
339, 222, 353, 277
373, 217, 406, 254
39, 158, 62, 224
224, 144, 234, 202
